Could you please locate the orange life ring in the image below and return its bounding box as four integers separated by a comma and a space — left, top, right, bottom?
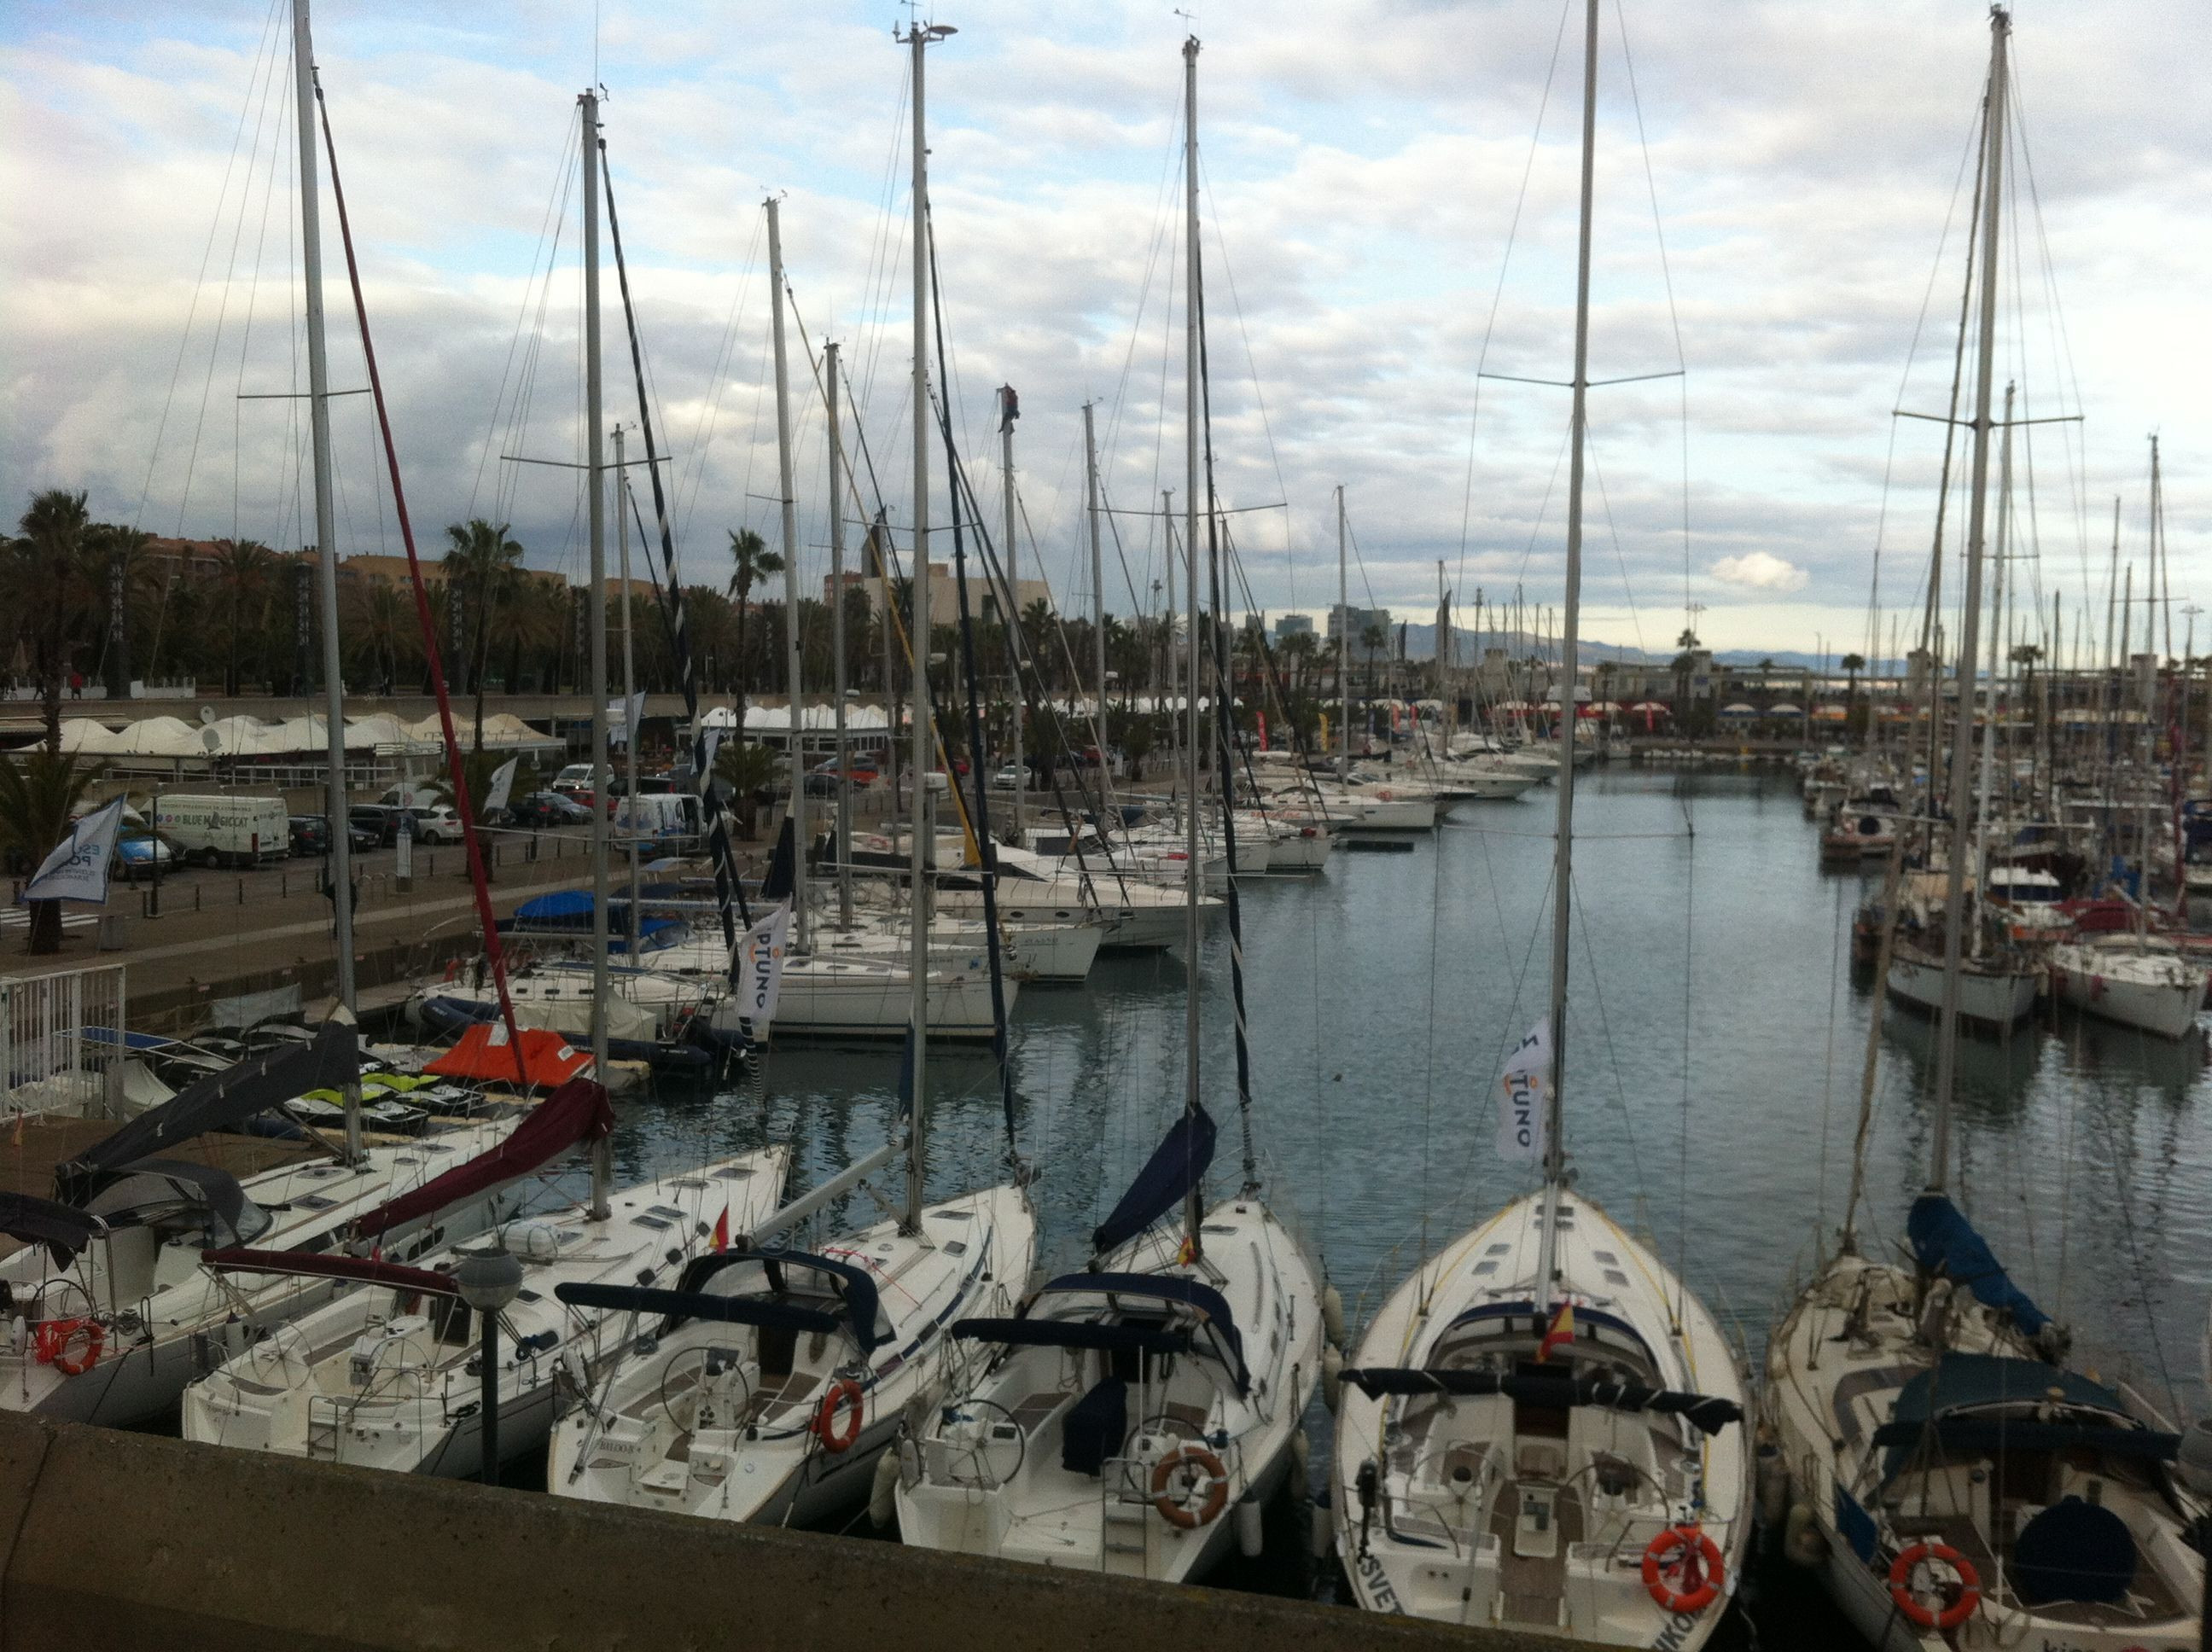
813, 1377, 865, 1452
36, 1318, 103, 1376
1150, 1444, 1229, 1530
1889, 1541, 1979, 1630
1640, 1523, 1724, 1614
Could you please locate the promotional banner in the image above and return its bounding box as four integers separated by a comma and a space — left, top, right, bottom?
482, 756, 520, 815
1494, 1017, 1551, 1165
739, 901, 792, 1025
699, 728, 725, 777
25, 797, 126, 905
608, 690, 648, 750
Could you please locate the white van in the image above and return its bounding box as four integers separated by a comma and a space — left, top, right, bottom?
154, 794, 289, 868
614, 792, 697, 841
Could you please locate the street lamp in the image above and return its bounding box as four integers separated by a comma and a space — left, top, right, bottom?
456, 1251, 523, 1486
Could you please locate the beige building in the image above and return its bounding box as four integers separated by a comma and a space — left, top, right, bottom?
824, 561, 1054, 626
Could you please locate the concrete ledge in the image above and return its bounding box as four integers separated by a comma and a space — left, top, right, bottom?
0, 1412, 1600, 1651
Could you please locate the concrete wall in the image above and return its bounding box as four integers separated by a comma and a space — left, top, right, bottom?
0, 1411, 1598, 1652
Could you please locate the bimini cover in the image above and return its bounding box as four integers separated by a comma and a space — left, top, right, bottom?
1337, 1366, 1743, 1434
951, 1316, 1195, 1361
55, 1021, 356, 1203
0, 1192, 102, 1265
423, 1024, 590, 1088
81, 1158, 251, 1243
1908, 1193, 2050, 1335
1089, 1106, 1216, 1254
1872, 1353, 2177, 1484
348, 1077, 613, 1242
559, 1248, 886, 1355
1036, 1271, 1246, 1395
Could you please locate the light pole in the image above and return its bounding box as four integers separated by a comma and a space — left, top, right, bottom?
457, 1252, 522, 1486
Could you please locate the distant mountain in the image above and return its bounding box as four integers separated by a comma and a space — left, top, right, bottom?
1362, 622, 1896, 673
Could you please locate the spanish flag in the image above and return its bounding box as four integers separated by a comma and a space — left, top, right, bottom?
712, 1206, 731, 1253
1537, 1300, 1575, 1364
1175, 1233, 1197, 1266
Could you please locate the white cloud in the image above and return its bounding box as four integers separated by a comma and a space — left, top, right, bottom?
1708, 551, 1809, 592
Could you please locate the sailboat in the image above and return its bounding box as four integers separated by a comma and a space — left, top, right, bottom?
540, 26, 1036, 1527
1330, 3, 1751, 1638
1765, 14, 2206, 1647
894, 35, 1326, 1582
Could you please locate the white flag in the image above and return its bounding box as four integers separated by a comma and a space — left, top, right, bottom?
26, 797, 126, 905
699, 729, 725, 777
1495, 1018, 1551, 1165
739, 901, 792, 1025
482, 756, 520, 814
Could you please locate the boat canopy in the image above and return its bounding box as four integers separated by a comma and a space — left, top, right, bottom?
54, 1020, 356, 1204
1339, 1366, 1743, 1434
1908, 1193, 2050, 1335
558, 1247, 886, 1354
422, 1024, 591, 1088
1089, 1106, 1216, 1254
951, 1316, 1196, 1361
0, 1192, 103, 1264
80, 1158, 262, 1247
1872, 1353, 2176, 1482
1034, 1271, 1246, 1394
348, 1076, 613, 1242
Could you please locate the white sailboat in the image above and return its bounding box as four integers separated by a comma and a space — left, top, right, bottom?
543, 34, 1037, 1527
894, 35, 1326, 1584
1332, 5, 1752, 1638
1765, 15, 2206, 1647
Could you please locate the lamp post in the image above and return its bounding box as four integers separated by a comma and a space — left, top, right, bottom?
456, 1251, 522, 1486
148, 779, 162, 919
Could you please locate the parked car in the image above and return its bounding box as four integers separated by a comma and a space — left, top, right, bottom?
113, 831, 176, 882
509, 791, 591, 828
987, 764, 1024, 792
346, 805, 422, 848
345, 815, 381, 852
551, 763, 595, 795
288, 815, 329, 856
412, 805, 463, 844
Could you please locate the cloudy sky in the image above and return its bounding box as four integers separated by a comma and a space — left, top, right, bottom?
6, 0, 2209, 659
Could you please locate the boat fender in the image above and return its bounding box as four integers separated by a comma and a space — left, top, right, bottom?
1889, 1541, 1978, 1630
1321, 1284, 1346, 1348
868, 1446, 900, 1529
1150, 1445, 1229, 1531
1234, 1492, 1264, 1558
1308, 1488, 1333, 1560
8, 1317, 23, 1358
1289, 1426, 1310, 1487
1322, 1343, 1343, 1411
1754, 1437, 1789, 1528
1782, 1501, 1826, 1568
1640, 1523, 1724, 1615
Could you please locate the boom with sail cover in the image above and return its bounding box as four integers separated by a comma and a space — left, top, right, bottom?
1090, 1108, 1216, 1254
55, 1021, 356, 1203
1907, 1191, 2051, 1335
1339, 1366, 1743, 1434
347, 1077, 614, 1242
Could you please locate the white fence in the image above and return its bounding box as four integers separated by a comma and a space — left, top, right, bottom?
0, 963, 128, 1121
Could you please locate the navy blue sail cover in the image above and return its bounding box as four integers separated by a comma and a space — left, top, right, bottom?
1035, 1271, 1246, 1393
1089, 1106, 1216, 1254
1908, 1193, 2050, 1335
1338, 1366, 1744, 1434
562, 1248, 886, 1354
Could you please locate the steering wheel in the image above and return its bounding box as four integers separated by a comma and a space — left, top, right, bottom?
942, 1396, 1026, 1489
659, 1344, 750, 1434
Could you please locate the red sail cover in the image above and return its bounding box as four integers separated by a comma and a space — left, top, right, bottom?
348, 1077, 614, 1242
423, 1024, 591, 1088
201, 1248, 458, 1297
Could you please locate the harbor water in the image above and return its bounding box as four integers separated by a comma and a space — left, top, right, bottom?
586, 764, 2212, 1632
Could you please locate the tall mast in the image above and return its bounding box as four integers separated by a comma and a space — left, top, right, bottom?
1000, 386, 1022, 843
1970, 381, 2016, 922
1180, 32, 1205, 1254
1534, 0, 1598, 1313
903, 20, 952, 1233
1928, 6, 2009, 1195
827, 340, 853, 928
1084, 402, 1109, 759
766, 196, 806, 951
581, 88, 611, 1219
1336, 485, 1349, 777
291, 0, 358, 1159
615, 425, 640, 957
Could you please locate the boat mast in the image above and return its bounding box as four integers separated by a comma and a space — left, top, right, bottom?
615, 425, 641, 957
1928, 6, 2009, 1195
902, 20, 952, 1233
291, 0, 359, 1159
1180, 32, 1205, 1255
1970, 381, 2015, 942
1533, 0, 1598, 1313
582, 88, 612, 1219
827, 340, 853, 928
1336, 485, 1349, 778
1084, 401, 1110, 764
767, 195, 806, 951
1001, 386, 1022, 844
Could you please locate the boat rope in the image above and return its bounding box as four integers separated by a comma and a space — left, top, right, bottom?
313, 68, 529, 1087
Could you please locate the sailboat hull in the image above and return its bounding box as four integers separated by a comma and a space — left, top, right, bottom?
2050, 943, 2206, 1039
1883, 950, 2038, 1032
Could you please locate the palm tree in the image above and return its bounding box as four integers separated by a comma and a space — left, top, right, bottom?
443, 519, 524, 747
727, 527, 785, 745
212, 538, 278, 697
1839, 651, 1866, 736
84, 522, 154, 697
0, 750, 94, 953
1359, 621, 1388, 703
713, 738, 780, 839
13, 490, 95, 748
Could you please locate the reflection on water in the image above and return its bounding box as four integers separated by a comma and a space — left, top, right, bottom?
609, 766, 2212, 1630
